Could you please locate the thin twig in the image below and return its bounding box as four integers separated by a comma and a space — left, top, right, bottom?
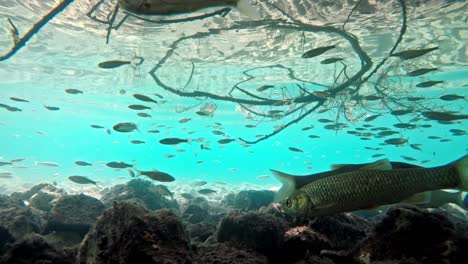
0, 0, 74, 61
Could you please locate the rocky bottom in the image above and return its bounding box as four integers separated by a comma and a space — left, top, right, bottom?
0, 179, 467, 264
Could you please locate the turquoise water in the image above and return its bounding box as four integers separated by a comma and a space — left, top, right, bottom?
0, 0, 467, 196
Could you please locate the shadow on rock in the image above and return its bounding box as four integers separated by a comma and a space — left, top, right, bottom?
0, 234, 75, 264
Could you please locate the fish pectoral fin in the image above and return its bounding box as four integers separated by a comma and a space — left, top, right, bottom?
270, 169, 297, 202
400, 192, 432, 205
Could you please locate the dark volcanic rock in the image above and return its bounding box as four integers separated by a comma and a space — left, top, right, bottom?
11, 183, 66, 212
0, 194, 45, 239
353, 205, 468, 263
0, 234, 75, 264
194, 243, 268, 264
77, 202, 192, 264
47, 194, 105, 236
217, 212, 287, 256
101, 178, 178, 210
233, 190, 275, 211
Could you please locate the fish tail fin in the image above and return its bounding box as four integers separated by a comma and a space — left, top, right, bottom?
455, 155, 468, 190
237, 0, 261, 19
460, 192, 468, 209
270, 169, 296, 202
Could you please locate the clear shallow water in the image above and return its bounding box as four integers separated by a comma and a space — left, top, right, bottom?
0, 0, 467, 196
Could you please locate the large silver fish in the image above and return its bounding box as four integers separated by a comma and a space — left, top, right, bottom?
273, 155, 468, 217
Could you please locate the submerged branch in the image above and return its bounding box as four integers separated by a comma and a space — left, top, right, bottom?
0, 0, 74, 61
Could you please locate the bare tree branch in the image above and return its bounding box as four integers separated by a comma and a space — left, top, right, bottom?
0, 0, 74, 61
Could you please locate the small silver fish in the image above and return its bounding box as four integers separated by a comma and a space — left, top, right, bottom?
35, 161, 59, 167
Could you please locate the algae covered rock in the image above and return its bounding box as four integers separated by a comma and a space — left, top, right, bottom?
353, 205, 468, 263
0, 194, 45, 240
46, 194, 105, 236
10, 183, 66, 212
217, 211, 287, 255
101, 178, 178, 210
194, 243, 268, 264
77, 202, 192, 264
233, 190, 275, 211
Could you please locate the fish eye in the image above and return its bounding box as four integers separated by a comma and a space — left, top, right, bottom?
285, 199, 292, 208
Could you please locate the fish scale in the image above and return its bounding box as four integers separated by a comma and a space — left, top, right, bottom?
295, 165, 461, 216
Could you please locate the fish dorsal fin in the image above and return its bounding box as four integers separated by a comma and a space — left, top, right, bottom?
331, 158, 392, 171
270, 169, 297, 202
331, 164, 347, 170
400, 192, 432, 205
361, 158, 392, 170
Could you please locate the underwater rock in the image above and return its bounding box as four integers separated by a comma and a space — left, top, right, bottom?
0, 234, 75, 264
217, 211, 288, 257
46, 194, 105, 236
194, 243, 268, 264
233, 190, 275, 211
0, 194, 45, 240
187, 222, 217, 243
353, 205, 468, 263
301, 213, 370, 250
182, 204, 209, 224
101, 178, 178, 210
0, 226, 14, 255
77, 202, 192, 264
280, 225, 332, 262
10, 183, 66, 212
